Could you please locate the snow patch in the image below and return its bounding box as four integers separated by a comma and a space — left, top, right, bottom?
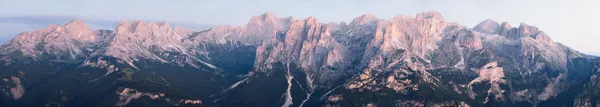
282, 63, 294, 107
299, 73, 314, 107
223, 77, 248, 93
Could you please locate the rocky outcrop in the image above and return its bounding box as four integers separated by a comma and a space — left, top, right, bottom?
473, 19, 500, 34
467, 61, 506, 103
489, 21, 554, 45
186, 12, 293, 45
349, 14, 379, 26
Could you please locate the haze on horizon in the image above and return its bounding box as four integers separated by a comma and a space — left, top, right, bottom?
0, 0, 598, 54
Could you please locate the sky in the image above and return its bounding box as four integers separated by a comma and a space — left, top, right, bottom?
0, 0, 598, 54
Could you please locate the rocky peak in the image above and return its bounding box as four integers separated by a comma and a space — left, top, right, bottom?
280, 17, 323, 48
157, 21, 169, 27
473, 19, 500, 34
116, 20, 133, 34
498, 22, 512, 34
113, 20, 186, 40
237, 12, 293, 44
497, 22, 519, 39
250, 12, 278, 24
494, 22, 554, 44
362, 13, 452, 63
103, 20, 197, 68
62, 19, 97, 41
304, 16, 319, 25
115, 20, 174, 35
157, 21, 171, 31
416, 11, 444, 21
518, 23, 540, 37
500, 22, 512, 29
350, 14, 379, 26
517, 23, 554, 44
185, 12, 296, 45
261, 12, 276, 19
131, 20, 148, 34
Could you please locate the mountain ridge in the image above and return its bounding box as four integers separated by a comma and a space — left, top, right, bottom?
0, 11, 598, 107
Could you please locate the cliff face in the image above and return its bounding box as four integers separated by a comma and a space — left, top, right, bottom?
249, 11, 591, 106
0, 11, 597, 107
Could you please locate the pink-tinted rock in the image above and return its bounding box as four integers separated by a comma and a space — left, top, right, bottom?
473, 19, 500, 34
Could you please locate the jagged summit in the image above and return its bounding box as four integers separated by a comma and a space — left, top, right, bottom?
305, 16, 317, 20
349, 11, 443, 26
416, 11, 444, 20
157, 21, 169, 27
63, 19, 97, 41
350, 13, 379, 26
185, 12, 295, 45
106, 20, 195, 67
500, 22, 512, 28
63, 19, 89, 29
518, 23, 540, 37
250, 12, 279, 23
115, 20, 183, 34
116, 20, 137, 33
485, 21, 555, 44
473, 19, 500, 34
261, 12, 276, 18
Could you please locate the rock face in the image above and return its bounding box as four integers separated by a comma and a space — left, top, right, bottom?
473, 19, 500, 34
0, 11, 598, 107
101, 21, 193, 67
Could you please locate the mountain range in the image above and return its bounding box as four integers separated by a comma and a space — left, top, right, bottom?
0, 11, 599, 107
0, 15, 216, 43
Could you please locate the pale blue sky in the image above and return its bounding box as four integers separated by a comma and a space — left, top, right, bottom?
0, 0, 598, 53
